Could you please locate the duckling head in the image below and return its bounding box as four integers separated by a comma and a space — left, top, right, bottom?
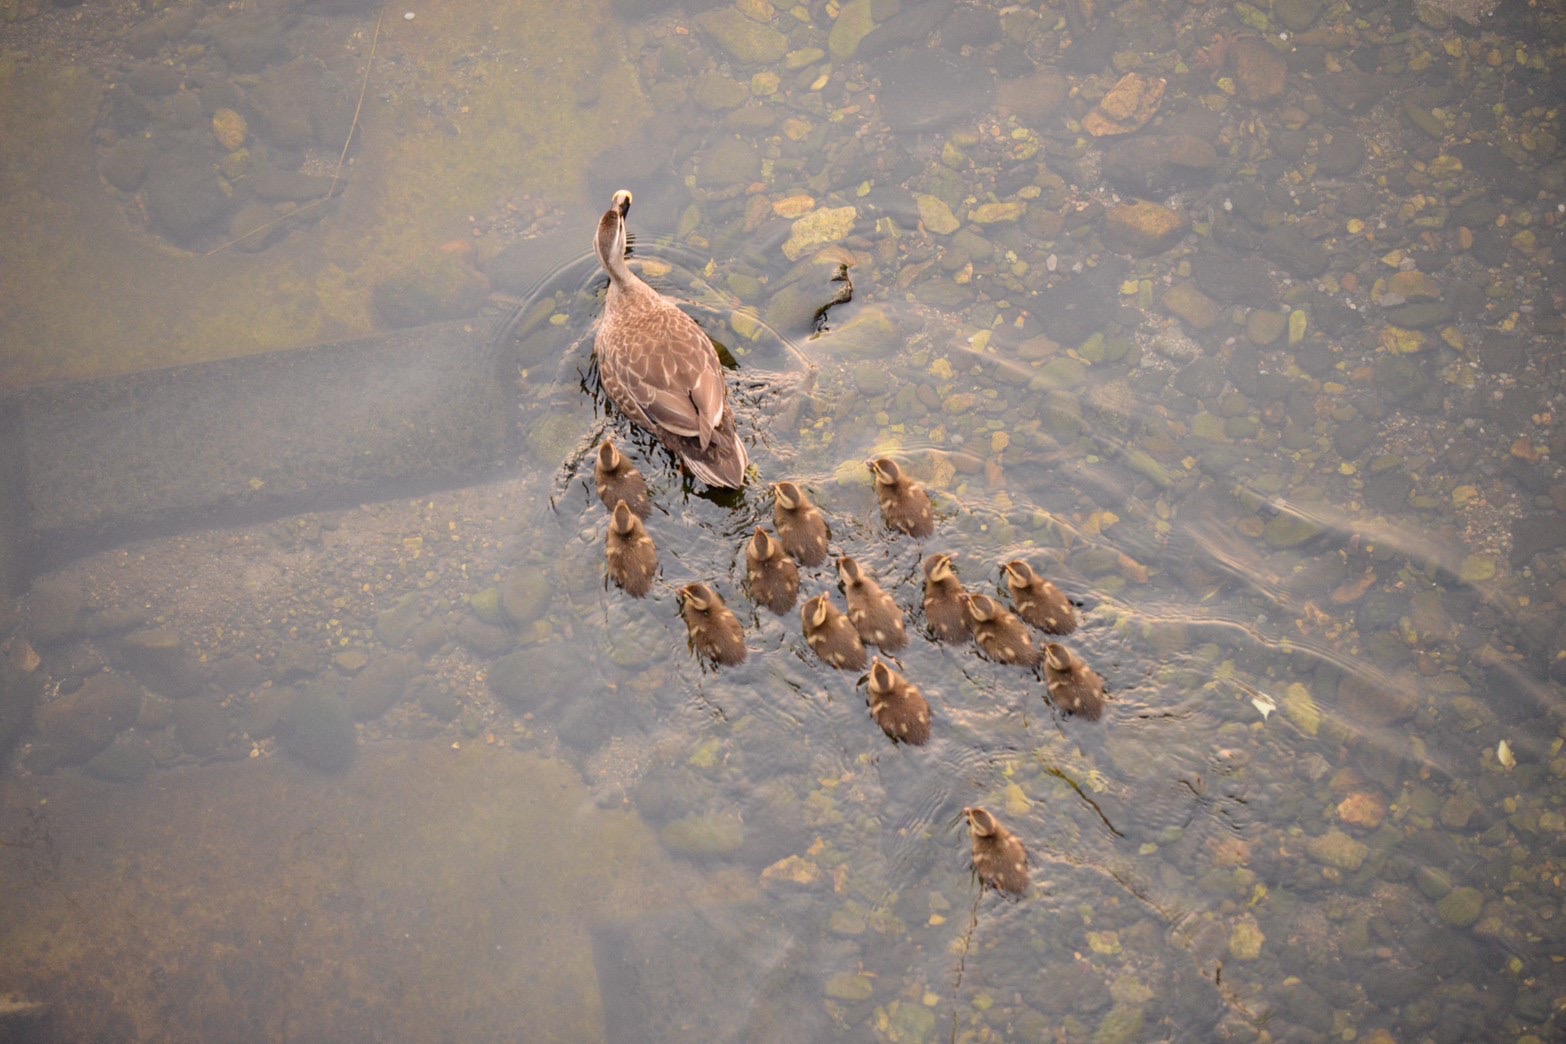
597, 440, 623, 473
773, 481, 805, 511
963, 592, 1000, 622
801, 593, 830, 629
679, 582, 714, 612
1001, 559, 1036, 586
924, 552, 956, 583
867, 457, 903, 487
964, 807, 999, 838
868, 658, 894, 695
611, 500, 638, 535
748, 526, 778, 561
1044, 642, 1076, 673
837, 556, 864, 586
611, 189, 632, 216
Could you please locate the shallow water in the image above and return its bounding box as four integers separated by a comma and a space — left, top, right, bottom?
2, 0, 1565, 1041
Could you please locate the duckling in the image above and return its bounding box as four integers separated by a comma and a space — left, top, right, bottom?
922, 552, 971, 643
594, 439, 651, 520
605, 500, 658, 597
677, 582, 747, 666
773, 481, 830, 566
867, 457, 935, 539
1002, 560, 1078, 635
800, 592, 866, 670
745, 526, 800, 615
838, 556, 908, 652
963, 807, 1030, 895
1043, 642, 1108, 721
866, 658, 931, 745
962, 592, 1038, 667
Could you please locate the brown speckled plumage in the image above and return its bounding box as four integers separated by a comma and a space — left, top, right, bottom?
801, 592, 866, 670
963, 592, 1038, 667
868, 457, 935, 538
745, 527, 800, 615
922, 553, 971, 643
838, 556, 908, 651
594, 440, 651, 519
964, 807, 1030, 895
606, 500, 658, 597
867, 658, 931, 746
1002, 560, 1077, 635
594, 190, 747, 489
1044, 642, 1108, 721
772, 481, 830, 566
678, 582, 747, 666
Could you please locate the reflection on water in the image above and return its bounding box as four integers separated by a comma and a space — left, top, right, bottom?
4, 0, 1566, 1040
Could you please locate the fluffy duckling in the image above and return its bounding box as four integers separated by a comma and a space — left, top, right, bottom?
962, 592, 1038, 667
773, 481, 830, 566
800, 592, 866, 670
745, 527, 800, 615
922, 552, 971, 643
838, 556, 908, 651
964, 807, 1030, 895
677, 582, 747, 666
1002, 560, 1077, 635
866, 658, 931, 745
605, 500, 658, 597
867, 457, 935, 538
1043, 642, 1108, 721
594, 439, 651, 520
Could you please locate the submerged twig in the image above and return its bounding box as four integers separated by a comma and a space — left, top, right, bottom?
203, 3, 386, 256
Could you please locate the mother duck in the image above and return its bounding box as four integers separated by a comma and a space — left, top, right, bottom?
593, 189, 749, 489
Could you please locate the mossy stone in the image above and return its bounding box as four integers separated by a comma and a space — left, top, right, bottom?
1435, 886, 1484, 927
823, 971, 875, 1002
1263, 513, 1325, 549
500, 565, 553, 628
374, 592, 423, 647
1305, 829, 1368, 871
1032, 357, 1087, 390
828, 0, 877, 61
817, 304, 898, 359
695, 7, 789, 63
659, 814, 745, 859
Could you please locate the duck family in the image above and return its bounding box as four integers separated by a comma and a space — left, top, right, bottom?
586, 190, 1113, 896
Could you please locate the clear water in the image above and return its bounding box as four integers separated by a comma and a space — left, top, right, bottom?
2, 1, 1564, 1041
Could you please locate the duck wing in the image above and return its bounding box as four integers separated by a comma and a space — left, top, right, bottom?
617, 303, 727, 450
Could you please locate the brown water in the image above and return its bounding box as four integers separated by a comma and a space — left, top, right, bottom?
2, 0, 1564, 1041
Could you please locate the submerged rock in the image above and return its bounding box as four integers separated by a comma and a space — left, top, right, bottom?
118, 628, 203, 698
26, 672, 142, 772
659, 814, 744, 859
873, 50, 995, 132
347, 652, 423, 721
278, 686, 356, 771
1104, 202, 1189, 256
696, 7, 789, 63
173, 699, 229, 756
1305, 828, 1369, 872
1436, 886, 1484, 927
84, 732, 156, 782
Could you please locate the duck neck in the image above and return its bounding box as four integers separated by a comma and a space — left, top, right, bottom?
595, 209, 634, 289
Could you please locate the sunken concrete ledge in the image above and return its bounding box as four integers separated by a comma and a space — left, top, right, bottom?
2, 317, 517, 591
